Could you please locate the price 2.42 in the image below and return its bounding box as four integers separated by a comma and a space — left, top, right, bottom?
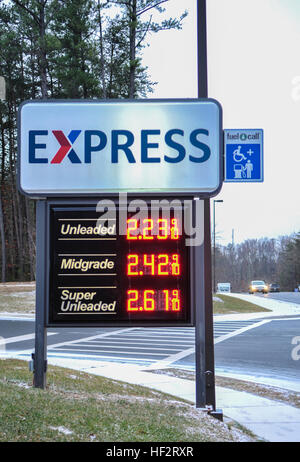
127, 254, 180, 276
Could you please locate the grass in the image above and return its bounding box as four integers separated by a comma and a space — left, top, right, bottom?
149, 369, 300, 410
0, 283, 270, 315
0, 283, 35, 313
0, 359, 256, 442
213, 294, 270, 314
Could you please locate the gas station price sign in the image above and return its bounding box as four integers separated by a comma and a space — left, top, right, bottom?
47, 202, 193, 327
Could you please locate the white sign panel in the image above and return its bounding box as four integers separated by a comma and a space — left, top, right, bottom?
18, 99, 222, 196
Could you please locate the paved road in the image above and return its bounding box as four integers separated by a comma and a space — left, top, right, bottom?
1, 317, 299, 390
0, 318, 259, 366
213, 318, 300, 386
251, 291, 300, 304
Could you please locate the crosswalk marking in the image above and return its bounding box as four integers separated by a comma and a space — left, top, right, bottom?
3, 320, 267, 368
64, 343, 183, 352
52, 347, 170, 356
214, 320, 271, 345
45, 320, 265, 368
0, 332, 57, 346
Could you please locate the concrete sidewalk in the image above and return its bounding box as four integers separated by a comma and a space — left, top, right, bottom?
48, 357, 300, 443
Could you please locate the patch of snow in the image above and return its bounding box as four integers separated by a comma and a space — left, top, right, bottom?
49, 426, 73, 435
9, 291, 35, 297
0, 284, 35, 288
213, 296, 224, 303
0, 313, 35, 321
17, 382, 31, 389
215, 369, 300, 393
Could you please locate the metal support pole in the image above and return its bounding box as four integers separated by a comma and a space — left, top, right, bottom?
203, 200, 216, 410
196, 0, 208, 409
197, 0, 208, 99
213, 200, 216, 294
197, 0, 222, 420
33, 200, 47, 388
194, 199, 206, 408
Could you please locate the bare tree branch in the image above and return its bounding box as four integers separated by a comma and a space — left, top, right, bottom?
136, 14, 152, 48
10, 0, 39, 25
136, 0, 169, 17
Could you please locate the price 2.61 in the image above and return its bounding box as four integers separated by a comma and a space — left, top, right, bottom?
127, 289, 181, 312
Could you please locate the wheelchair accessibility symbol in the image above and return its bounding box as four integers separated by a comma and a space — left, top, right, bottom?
233, 146, 247, 163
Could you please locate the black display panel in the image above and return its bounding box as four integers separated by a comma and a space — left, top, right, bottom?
48, 202, 193, 326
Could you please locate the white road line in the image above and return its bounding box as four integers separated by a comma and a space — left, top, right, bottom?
61, 343, 182, 352
215, 329, 241, 333
214, 319, 272, 344
143, 347, 196, 370
147, 320, 272, 369
50, 348, 168, 356
122, 333, 194, 339
0, 332, 57, 346
272, 317, 300, 321
47, 352, 154, 363
85, 339, 193, 346
15, 328, 136, 356
47, 328, 137, 350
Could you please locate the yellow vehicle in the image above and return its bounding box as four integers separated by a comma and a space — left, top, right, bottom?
249, 280, 269, 294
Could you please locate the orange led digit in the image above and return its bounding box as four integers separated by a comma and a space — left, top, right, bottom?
127, 254, 139, 275
143, 254, 155, 275
157, 218, 168, 240
171, 254, 180, 276
158, 254, 169, 275
170, 218, 179, 240
127, 290, 139, 311
127, 218, 138, 240
163, 289, 169, 311
171, 290, 181, 311
144, 290, 155, 311
142, 218, 154, 240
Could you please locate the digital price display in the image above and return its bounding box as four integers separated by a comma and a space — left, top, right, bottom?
48, 203, 193, 326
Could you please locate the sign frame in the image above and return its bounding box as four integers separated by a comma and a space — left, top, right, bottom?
17, 98, 223, 199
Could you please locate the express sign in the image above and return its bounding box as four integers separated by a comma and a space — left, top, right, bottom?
18, 99, 222, 196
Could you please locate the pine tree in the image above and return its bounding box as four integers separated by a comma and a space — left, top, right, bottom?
0, 0, 188, 280
109, 0, 187, 97
49, 0, 101, 98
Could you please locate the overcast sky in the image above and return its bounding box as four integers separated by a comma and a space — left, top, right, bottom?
142, 0, 300, 245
